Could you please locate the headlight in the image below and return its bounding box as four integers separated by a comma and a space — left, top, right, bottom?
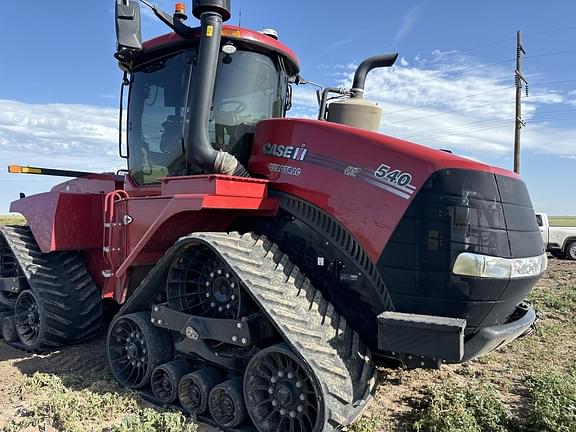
453, 252, 547, 279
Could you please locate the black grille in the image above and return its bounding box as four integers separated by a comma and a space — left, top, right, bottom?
378, 168, 543, 330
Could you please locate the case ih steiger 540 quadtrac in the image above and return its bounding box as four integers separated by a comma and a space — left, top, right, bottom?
1, 1, 547, 430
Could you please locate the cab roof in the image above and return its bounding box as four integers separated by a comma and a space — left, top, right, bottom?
140, 25, 300, 75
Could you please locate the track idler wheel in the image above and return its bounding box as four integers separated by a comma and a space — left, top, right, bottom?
107, 312, 172, 389
209, 377, 248, 428
167, 245, 254, 320
178, 367, 222, 415
151, 359, 194, 404
1, 315, 17, 342
14, 290, 43, 348
244, 344, 322, 432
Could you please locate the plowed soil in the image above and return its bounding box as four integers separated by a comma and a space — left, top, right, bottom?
0, 258, 574, 431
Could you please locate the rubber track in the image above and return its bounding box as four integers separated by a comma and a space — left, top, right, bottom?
0, 226, 102, 351
192, 232, 376, 431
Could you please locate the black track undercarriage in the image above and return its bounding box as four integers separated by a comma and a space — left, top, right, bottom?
109, 232, 376, 432
0, 226, 102, 351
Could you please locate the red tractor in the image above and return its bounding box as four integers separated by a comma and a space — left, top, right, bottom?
1, 0, 546, 430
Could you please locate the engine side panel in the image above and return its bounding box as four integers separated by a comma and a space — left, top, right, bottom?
249, 118, 517, 263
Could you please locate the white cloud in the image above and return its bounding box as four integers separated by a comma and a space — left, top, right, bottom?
0, 99, 123, 171
0, 48, 573, 213
394, 4, 423, 45
291, 87, 320, 119
292, 51, 576, 160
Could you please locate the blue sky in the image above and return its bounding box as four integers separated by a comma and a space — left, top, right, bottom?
0, 0, 575, 214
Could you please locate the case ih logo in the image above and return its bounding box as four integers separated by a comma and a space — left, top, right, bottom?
263, 143, 308, 161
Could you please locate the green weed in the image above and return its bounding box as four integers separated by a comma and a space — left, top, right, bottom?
530, 287, 576, 316
412, 380, 512, 432
349, 416, 380, 432
525, 366, 576, 432
3, 373, 197, 432
111, 409, 197, 432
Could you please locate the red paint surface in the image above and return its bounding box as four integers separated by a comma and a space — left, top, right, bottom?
159, 175, 269, 198
99, 176, 278, 301
10, 175, 278, 302
9, 122, 521, 304
10, 192, 105, 253
249, 118, 519, 262
142, 25, 300, 72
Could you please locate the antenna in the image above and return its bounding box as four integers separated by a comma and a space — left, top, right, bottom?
238, 0, 242, 27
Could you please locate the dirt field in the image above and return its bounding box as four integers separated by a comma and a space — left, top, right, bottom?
0, 258, 574, 431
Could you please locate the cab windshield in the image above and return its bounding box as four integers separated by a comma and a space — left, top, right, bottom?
127, 48, 287, 184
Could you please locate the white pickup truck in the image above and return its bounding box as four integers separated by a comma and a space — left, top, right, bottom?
536, 212, 576, 260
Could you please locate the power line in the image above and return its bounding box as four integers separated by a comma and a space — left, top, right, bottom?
396, 119, 570, 143
458, 37, 515, 54
383, 58, 515, 92
397, 110, 576, 141
388, 96, 515, 124
449, 25, 576, 56
377, 48, 575, 97
398, 123, 514, 142
402, 118, 513, 139
524, 25, 576, 38
529, 109, 576, 116
525, 48, 576, 60
532, 79, 576, 86
382, 87, 515, 116
380, 78, 574, 120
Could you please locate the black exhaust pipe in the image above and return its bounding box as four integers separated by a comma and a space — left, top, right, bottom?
186, 0, 249, 176
351, 53, 399, 98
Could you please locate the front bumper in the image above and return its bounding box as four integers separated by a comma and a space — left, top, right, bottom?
377, 303, 536, 365
459, 303, 536, 362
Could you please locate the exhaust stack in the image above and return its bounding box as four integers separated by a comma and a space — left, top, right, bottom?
186, 0, 250, 176
350, 54, 398, 98
326, 53, 398, 132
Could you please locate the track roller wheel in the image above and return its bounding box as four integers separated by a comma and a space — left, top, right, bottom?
2, 315, 17, 343
209, 377, 248, 428
14, 290, 44, 349
151, 359, 193, 404
244, 344, 322, 432
178, 367, 223, 415
107, 312, 172, 389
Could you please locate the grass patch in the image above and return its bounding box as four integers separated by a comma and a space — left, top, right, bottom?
350, 416, 380, 432
529, 285, 576, 316
549, 217, 576, 227
3, 372, 197, 432
412, 380, 512, 432
525, 366, 576, 432
0, 215, 26, 225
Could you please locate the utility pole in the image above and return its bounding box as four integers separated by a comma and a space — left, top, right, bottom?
514, 30, 527, 174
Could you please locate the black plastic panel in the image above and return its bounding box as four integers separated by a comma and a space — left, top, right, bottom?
378, 169, 543, 331
389, 293, 497, 328
378, 312, 465, 362
496, 174, 533, 206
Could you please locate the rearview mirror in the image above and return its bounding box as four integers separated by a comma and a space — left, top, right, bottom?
116, 0, 142, 51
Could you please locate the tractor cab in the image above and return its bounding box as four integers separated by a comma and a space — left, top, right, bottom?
115, 1, 299, 184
